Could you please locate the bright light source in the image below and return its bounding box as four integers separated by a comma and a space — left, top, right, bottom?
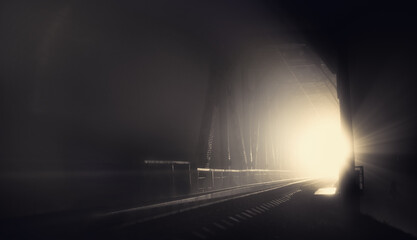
295, 118, 349, 178
314, 187, 337, 195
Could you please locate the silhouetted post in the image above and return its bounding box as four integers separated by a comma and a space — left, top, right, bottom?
337, 45, 359, 213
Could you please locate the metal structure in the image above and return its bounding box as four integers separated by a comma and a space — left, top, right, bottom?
195, 44, 340, 192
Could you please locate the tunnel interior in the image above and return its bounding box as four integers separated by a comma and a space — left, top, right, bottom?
0, 0, 346, 217
1, 0, 417, 238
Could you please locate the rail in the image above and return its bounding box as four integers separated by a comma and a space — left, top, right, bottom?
197, 168, 294, 192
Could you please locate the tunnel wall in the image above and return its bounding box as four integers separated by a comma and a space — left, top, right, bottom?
348, 14, 417, 236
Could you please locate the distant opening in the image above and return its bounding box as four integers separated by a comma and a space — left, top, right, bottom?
269, 46, 349, 179
295, 118, 349, 178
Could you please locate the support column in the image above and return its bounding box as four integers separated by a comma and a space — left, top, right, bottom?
337, 47, 357, 201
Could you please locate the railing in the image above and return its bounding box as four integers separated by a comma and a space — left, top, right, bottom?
143, 160, 295, 196
197, 168, 294, 192
143, 160, 191, 196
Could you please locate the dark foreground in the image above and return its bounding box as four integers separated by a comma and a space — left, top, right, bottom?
1, 180, 415, 240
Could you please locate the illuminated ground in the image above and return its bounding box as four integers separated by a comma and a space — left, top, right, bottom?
217, 182, 416, 240
94, 180, 416, 239
2, 179, 415, 239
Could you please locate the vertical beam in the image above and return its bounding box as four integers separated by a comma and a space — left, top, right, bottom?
229, 91, 248, 169
241, 66, 253, 169
205, 108, 217, 167
197, 74, 216, 169
197, 56, 226, 169
219, 62, 232, 170
248, 103, 254, 169
337, 47, 356, 199
254, 117, 260, 169
224, 96, 232, 169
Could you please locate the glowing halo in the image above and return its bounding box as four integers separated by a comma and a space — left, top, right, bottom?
295, 118, 350, 178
